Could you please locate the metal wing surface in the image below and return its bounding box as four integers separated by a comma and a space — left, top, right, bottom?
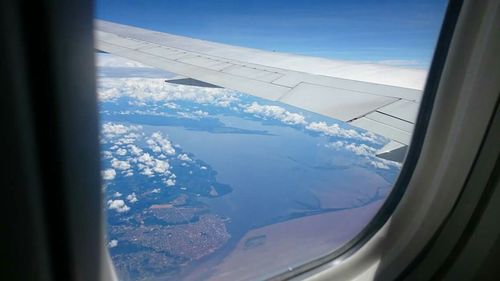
95, 20, 426, 162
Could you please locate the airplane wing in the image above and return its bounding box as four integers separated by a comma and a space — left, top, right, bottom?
95, 20, 425, 162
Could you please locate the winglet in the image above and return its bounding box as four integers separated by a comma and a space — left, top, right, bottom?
376, 141, 408, 162
165, 77, 222, 88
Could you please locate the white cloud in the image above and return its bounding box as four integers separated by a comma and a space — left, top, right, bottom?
102, 169, 116, 180
306, 122, 379, 143
111, 158, 131, 170
126, 192, 138, 203
193, 110, 209, 117
369, 160, 390, 170
97, 77, 239, 108
344, 143, 378, 156
116, 148, 127, 156
107, 199, 130, 213
102, 123, 129, 135
114, 137, 137, 145
136, 152, 171, 177
327, 141, 400, 170
165, 178, 176, 187
178, 110, 209, 119
138, 153, 154, 165
128, 100, 147, 107
177, 153, 191, 162
153, 159, 170, 174
151, 188, 161, 193
108, 239, 118, 248
327, 141, 344, 150
326, 141, 376, 157
244, 102, 307, 125
101, 122, 142, 140
113, 192, 122, 197
127, 144, 143, 156
141, 167, 154, 177
147, 132, 176, 156
164, 102, 177, 109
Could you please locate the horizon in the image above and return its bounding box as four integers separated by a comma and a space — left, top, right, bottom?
95, 0, 448, 69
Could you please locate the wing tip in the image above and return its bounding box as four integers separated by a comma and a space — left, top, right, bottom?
376, 141, 408, 163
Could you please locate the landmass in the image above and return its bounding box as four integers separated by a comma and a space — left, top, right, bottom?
110, 205, 230, 280
184, 200, 383, 281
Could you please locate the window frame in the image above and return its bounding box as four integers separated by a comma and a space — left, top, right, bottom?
265, 1, 464, 279
284, 0, 500, 280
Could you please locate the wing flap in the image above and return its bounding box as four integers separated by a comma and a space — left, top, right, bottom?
279, 83, 398, 121
350, 117, 412, 144
377, 100, 420, 123
363, 111, 414, 132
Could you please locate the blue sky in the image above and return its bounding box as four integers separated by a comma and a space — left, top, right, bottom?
95, 0, 448, 68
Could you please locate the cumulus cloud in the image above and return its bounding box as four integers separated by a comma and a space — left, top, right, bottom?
107, 199, 130, 213
326, 141, 377, 156
138, 153, 154, 165
116, 148, 127, 156
369, 160, 390, 170
147, 132, 176, 155
127, 144, 143, 156
327, 141, 399, 170
102, 151, 113, 159
153, 159, 170, 174
244, 102, 307, 125
113, 192, 122, 197
164, 102, 177, 109
101, 122, 142, 140
136, 151, 171, 177
193, 110, 209, 117
126, 192, 138, 203
108, 239, 118, 248
177, 153, 191, 162
128, 100, 147, 107
165, 178, 176, 187
306, 122, 379, 143
97, 77, 239, 108
102, 169, 116, 180
141, 167, 154, 177
100, 123, 182, 179
111, 158, 131, 170
102, 123, 130, 136
177, 109, 210, 119
345, 143, 378, 156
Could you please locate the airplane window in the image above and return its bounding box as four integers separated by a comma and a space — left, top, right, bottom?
95, 0, 448, 280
